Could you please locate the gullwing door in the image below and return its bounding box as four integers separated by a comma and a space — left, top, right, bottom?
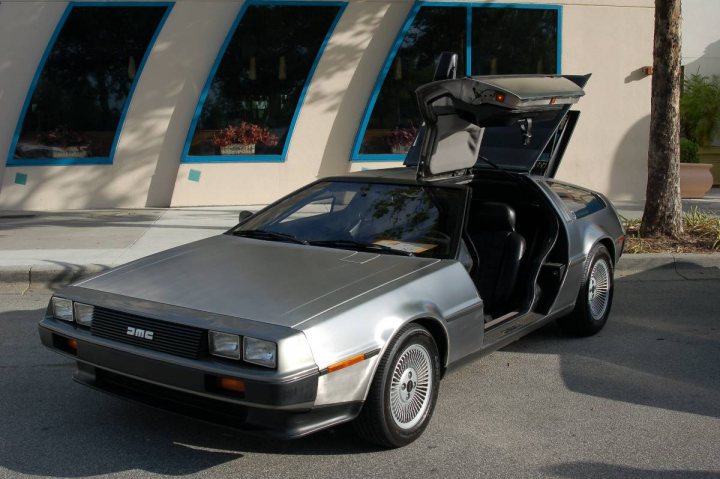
408, 74, 589, 179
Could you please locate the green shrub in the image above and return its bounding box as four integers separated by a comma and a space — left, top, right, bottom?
680, 138, 700, 163
681, 74, 720, 146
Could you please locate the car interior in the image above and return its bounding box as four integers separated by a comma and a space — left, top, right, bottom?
461, 171, 568, 324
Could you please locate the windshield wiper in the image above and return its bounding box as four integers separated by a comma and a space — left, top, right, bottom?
309, 239, 413, 256
232, 229, 308, 245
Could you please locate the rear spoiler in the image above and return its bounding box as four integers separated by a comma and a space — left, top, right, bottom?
412, 74, 589, 179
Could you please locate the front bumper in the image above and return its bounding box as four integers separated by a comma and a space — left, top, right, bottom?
39, 320, 360, 439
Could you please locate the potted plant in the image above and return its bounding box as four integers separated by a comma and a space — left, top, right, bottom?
680, 74, 720, 197
38, 126, 91, 158
387, 126, 418, 154
212, 122, 279, 155
679, 138, 713, 198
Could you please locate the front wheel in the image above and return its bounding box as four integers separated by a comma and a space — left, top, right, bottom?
557, 244, 614, 336
353, 324, 440, 448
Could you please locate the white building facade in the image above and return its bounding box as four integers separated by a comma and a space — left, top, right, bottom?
0, 0, 656, 209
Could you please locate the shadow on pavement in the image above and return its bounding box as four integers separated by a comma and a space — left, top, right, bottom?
41, 261, 110, 292
503, 264, 720, 419
544, 462, 720, 479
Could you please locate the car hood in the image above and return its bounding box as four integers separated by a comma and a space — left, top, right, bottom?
76, 234, 439, 328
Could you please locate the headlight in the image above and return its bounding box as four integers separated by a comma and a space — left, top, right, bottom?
209, 331, 241, 359
51, 297, 74, 322
73, 302, 94, 327
243, 337, 277, 368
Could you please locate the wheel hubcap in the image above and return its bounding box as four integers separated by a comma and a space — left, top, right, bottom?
588, 259, 611, 320
389, 344, 432, 430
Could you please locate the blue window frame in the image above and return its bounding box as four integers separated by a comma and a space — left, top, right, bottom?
182, 0, 346, 164
7, 2, 173, 167
352, 2, 562, 162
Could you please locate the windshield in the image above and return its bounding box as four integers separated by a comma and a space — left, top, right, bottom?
230, 181, 465, 258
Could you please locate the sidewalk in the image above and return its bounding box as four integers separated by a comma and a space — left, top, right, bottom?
0, 206, 258, 289
1, 190, 719, 290
613, 187, 720, 218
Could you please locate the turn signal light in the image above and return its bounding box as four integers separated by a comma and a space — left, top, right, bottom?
327, 353, 366, 374
218, 377, 245, 394
67, 339, 78, 350
494, 92, 506, 103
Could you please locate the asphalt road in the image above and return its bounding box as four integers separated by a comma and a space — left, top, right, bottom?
1, 270, 719, 479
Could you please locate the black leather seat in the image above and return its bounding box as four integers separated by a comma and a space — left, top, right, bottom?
468, 202, 526, 317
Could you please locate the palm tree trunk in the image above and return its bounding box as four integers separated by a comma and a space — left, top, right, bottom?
640, 0, 684, 237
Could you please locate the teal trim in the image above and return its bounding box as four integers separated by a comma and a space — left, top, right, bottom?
6, 2, 174, 167
6, 4, 72, 167
183, 155, 286, 164
351, 1, 562, 162
181, 0, 347, 164
350, 1, 421, 162
14, 173, 28, 185
465, 6, 472, 77
557, 5, 563, 73
188, 169, 202, 182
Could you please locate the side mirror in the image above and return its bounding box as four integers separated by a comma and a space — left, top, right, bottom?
238, 210, 253, 223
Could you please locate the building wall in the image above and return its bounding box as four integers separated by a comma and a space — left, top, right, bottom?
0, 0, 654, 210
682, 0, 720, 77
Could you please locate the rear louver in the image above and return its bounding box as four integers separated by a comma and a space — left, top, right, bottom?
90, 307, 206, 359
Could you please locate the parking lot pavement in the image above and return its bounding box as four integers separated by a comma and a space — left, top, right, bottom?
1, 269, 719, 479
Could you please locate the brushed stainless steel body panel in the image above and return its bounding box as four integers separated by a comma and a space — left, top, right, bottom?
77, 234, 439, 328
310, 260, 483, 404
47, 168, 623, 417
532, 177, 624, 314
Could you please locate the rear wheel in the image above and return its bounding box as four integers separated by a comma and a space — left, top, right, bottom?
557, 244, 614, 336
353, 324, 440, 448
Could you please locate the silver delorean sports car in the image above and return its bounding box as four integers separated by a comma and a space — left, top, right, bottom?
39, 57, 624, 448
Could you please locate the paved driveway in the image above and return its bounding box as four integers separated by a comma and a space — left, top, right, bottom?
1, 267, 718, 478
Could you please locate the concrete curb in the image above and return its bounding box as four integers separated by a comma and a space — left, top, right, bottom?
1, 253, 718, 292
0, 264, 109, 292
616, 253, 720, 281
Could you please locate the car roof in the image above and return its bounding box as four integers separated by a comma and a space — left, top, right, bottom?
321, 166, 525, 187
337, 167, 418, 181
322, 167, 439, 185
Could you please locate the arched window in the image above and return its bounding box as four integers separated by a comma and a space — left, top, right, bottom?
183, 1, 346, 162
353, 3, 560, 160
8, 3, 172, 166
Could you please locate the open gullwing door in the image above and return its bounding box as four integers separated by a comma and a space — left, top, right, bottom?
407, 74, 590, 179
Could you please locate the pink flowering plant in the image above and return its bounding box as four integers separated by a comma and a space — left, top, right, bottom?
212, 122, 279, 148
387, 126, 418, 150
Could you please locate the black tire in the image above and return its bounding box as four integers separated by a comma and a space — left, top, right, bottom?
557, 244, 614, 336
353, 324, 441, 448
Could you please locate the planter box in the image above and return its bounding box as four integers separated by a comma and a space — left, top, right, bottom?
49, 147, 89, 159
220, 143, 255, 155
699, 146, 720, 186
679, 163, 714, 198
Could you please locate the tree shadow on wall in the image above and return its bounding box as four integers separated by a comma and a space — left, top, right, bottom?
314, 3, 409, 178
684, 38, 720, 77
605, 114, 651, 203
